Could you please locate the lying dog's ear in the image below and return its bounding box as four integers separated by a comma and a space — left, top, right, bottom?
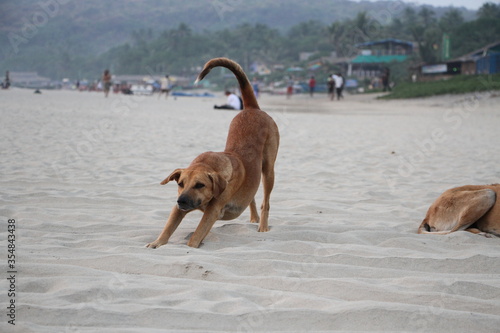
161, 168, 183, 185
208, 173, 227, 198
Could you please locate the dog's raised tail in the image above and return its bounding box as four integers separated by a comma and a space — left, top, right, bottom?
195, 57, 259, 110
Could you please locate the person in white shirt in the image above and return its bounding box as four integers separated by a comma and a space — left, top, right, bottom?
214, 90, 242, 110
332, 73, 344, 100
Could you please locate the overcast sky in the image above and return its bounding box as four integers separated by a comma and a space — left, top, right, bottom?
358, 0, 498, 10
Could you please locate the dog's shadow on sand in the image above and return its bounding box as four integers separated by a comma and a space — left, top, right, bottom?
183, 223, 273, 248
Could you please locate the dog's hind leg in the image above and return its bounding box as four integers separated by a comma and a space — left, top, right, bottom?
258, 127, 279, 233
249, 198, 259, 223
450, 189, 496, 232
258, 154, 278, 232
258, 167, 273, 232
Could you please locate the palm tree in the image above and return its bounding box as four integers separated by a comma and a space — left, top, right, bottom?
353, 12, 371, 37
418, 7, 436, 27
477, 2, 500, 19
439, 9, 464, 33
327, 21, 347, 57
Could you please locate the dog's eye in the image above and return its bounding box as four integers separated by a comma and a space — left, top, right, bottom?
194, 183, 205, 189
178, 182, 184, 188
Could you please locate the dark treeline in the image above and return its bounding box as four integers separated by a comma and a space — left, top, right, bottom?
3, 2, 499, 81
95, 3, 500, 79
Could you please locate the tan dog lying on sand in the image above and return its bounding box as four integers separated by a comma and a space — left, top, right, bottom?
147, 58, 279, 248
418, 184, 500, 237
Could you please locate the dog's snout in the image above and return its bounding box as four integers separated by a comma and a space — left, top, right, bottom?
177, 195, 197, 211
177, 195, 190, 208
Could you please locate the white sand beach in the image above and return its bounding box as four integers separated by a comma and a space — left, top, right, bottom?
1, 87, 500, 332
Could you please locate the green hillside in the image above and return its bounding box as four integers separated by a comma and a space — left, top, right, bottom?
0, 0, 480, 80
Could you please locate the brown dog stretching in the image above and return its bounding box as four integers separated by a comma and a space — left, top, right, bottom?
418, 184, 500, 237
147, 58, 279, 248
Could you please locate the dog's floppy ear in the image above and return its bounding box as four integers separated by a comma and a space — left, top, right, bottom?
161, 168, 183, 185
208, 173, 227, 198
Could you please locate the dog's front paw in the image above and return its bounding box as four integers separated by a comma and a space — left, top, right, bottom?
187, 238, 202, 248
146, 240, 165, 249
257, 226, 269, 232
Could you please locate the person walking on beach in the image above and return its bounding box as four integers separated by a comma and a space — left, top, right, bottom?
159, 74, 171, 99
252, 77, 260, 99
286, 77, 293, 99
102, 69, 112, 97
327, 74, 335, 101
338, 73, 345, 99
333, 73, 344, 100
309, 75, 316, 97
382, 67, 391, 92
3, 71, 11, 89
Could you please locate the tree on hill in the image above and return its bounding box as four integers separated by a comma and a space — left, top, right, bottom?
477, 2, 500, 19
1, 2, 497, 81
